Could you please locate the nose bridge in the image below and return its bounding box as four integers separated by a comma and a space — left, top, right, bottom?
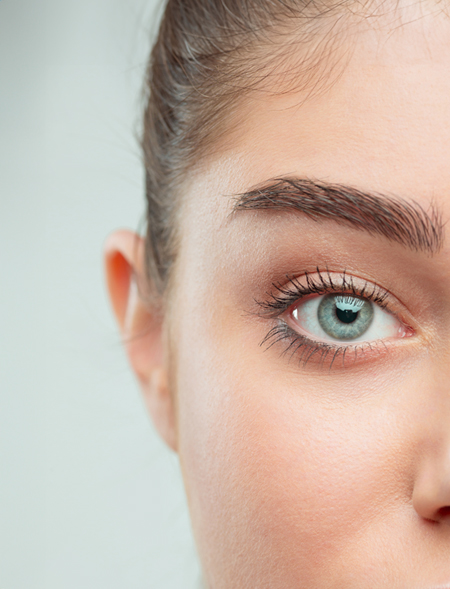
412, 362, 450, 525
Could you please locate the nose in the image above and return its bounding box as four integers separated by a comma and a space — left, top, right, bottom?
412, 441, 450, 525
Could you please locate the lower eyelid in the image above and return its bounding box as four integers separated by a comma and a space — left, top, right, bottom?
263, 320, 400, 370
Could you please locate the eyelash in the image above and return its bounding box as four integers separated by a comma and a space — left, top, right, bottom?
255, 268, 399, 369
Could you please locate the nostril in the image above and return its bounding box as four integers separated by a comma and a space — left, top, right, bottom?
437, 506, 450, 521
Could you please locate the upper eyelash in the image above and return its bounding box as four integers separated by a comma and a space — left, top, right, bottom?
256, 267, 389, 318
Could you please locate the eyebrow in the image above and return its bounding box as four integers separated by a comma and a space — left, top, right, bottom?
231, 177, 444, 254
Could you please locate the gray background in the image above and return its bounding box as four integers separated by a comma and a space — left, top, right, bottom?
0, 1, 201, 587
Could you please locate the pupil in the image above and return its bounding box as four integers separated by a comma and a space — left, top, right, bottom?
335, 307, 358, 324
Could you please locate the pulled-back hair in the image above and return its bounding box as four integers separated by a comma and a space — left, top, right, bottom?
141, 0, 360, 300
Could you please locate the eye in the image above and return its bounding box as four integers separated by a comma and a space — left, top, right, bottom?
290, 293, 406, 344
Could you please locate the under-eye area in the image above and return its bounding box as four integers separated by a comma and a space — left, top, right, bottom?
254, 269, 415, 369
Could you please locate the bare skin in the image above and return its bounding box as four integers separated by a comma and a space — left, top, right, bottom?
105, 5, 450, 588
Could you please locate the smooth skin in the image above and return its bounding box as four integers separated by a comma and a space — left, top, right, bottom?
105, 4, 450, 588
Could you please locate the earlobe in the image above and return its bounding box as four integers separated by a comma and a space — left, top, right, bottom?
144, 367, 177, 452
103, 229, 177, 452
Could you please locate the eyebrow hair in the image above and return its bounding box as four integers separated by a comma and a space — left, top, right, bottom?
231, 177, 444, 254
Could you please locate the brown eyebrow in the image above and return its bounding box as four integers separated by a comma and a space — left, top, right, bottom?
231, 177, 444, 254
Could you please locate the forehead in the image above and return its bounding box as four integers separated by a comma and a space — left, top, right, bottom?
182, 6, 450, 220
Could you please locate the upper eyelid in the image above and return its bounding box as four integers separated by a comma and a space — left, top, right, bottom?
256, 270, 392, 318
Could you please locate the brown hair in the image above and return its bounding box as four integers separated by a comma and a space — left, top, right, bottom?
141, 0, 360, 302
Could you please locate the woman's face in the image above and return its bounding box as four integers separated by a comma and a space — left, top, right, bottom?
162, 8, 450, 588
97, 6, 450, 588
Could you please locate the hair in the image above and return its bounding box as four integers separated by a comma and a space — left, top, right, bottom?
140, 0, 395, 303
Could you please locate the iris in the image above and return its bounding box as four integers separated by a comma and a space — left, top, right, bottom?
317, 295, 374, 340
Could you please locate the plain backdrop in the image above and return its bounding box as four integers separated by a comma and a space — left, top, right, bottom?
0, 1, 201, 587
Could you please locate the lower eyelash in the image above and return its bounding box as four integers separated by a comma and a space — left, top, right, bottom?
261, 320, 348, 369
261, 320, 387, 369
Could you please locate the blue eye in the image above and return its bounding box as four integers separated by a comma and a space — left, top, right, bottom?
256, 271, 415, 368
318, 294, 373, 340
291, 292, 402, 344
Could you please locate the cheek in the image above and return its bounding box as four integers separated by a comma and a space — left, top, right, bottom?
174, 313, 411, 588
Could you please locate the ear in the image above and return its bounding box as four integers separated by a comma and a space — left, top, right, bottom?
103, 229, 177, 451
